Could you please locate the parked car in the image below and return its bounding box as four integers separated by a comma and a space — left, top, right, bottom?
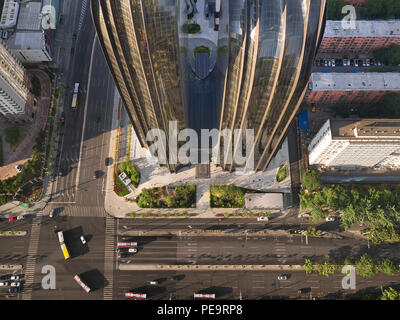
377, 61, 382, 66
8, 287, 18, 294
298, 288, 311, 294
343, 59, 349, 66
326, 216, 335, 222
257, 216, 269, 222
323, 60, 328, 67
128, 248, 137, 253
0, 282, 8, 286
366, 59, 370, 67
49, 209, 55, 218
149, 280, 158, 285
278, 275, 288, 281
10, 282, 20, 287
80, 235, 86, 244
354, 60, 359, 67
10, 276, 19, 281
328, 60, 332, 67
350, 59, 355, 66
15, 165, 22, 173
331, 59, 335, 67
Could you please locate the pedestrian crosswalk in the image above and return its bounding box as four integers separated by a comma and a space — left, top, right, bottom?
77, 0, 88, 34
48, 205, 107, 217
21, 216, 42, 300
103, 216, 115, 300
274, 242, 288, 264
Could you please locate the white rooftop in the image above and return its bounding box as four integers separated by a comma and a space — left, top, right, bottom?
16, 1, 42, 31
311, 72, 400, 91
324, 20, 400, 38
7, 31, 44, 50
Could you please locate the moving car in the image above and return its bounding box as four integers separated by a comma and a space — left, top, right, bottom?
277, 275, 288, 281
128, 248, 137, 253
10, 275, 19, 281
80, 235, 86, 244
49, 209, 55, 218
298, 288, 311, 294
149, 280, 158, 285
15, 165, 22, 173
257, 216, 269, 222
8, 287, 18, 294
326, 216, 335, 222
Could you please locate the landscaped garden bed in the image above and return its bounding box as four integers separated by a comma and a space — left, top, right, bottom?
137, 184, 196, 208
210, 185, 260, 208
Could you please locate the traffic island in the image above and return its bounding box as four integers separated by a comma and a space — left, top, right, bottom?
0, 231, 27, 236
119, 264, 303, 271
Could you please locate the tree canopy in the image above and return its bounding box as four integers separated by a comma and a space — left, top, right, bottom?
301, 170, 322, 192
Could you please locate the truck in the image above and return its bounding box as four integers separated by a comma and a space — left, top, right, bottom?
71, 83, 79, 109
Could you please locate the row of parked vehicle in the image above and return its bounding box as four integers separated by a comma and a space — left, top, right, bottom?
315, 58, 382, 67
0, 275, 21, 293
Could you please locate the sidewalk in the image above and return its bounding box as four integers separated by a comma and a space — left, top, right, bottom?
0, 72, 64, 218
0, 70, 51, 180
104, 91, 292, 219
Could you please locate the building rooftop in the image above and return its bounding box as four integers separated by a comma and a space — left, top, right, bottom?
311, 72, 400, 91
324, 20, 400, 38
6, 31, 45, 50
330, 119, 400, 140
16, 1, 42, 31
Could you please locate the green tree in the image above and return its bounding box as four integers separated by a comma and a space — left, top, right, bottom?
355, 254, 376, 277
301, 170, 322, 192
326, 0, 349, 20
304, 259, 314, 274
5, 127, 20, 147
380, 287, 400, 300
379, 258, 399, 275
316, 261, 337, 277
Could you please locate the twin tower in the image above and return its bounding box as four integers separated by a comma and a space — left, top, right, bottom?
91, 0, 326, 172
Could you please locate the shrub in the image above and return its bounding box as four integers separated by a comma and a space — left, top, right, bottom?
355, 254, 376, 277
304, 259, 314, 274
378, 258, 399, 275
5, 127, 21, 147
182, 22, 200, 34
276, 163, 287, 182
301, 170, 322, 192
118, 159, 140, 188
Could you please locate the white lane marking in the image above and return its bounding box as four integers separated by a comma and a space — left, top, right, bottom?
75, 35, 97, 196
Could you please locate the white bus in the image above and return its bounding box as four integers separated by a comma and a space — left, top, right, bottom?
73, 275, 91, 293
125, 292, 146, 299
194, 293, 215, 299
57, 231, 70, 260
71, 83, 79, 109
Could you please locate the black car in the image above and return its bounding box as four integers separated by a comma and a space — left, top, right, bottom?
298, 288, 311, 294
9, 287, 19, 294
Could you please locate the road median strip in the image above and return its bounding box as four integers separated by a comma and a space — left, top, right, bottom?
119, 264, 304, 271
0, 264, 23, 270
0, 231, 27, 236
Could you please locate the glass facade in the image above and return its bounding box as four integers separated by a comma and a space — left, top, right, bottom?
92, 0, 326, 172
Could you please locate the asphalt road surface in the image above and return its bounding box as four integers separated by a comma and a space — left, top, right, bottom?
114, 269, 400, 300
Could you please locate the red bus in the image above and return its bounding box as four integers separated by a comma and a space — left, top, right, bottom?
117, 242, 137, 248
194, 293, 215, 299
125, 292, 146, 299
73, 275, 91, 293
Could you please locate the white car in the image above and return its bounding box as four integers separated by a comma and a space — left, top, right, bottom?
15, 165, 22, 173
10, 282, 20, 287
149, 280, 158, 285
257, 216, 269, 222
326, 216, 335, 222
278, 275, 288, 281
10, 275, 19, 281
49, 209, 55, 218
80, 235, 86, 244
128, 248, 137, 253
0, 282, 8, 286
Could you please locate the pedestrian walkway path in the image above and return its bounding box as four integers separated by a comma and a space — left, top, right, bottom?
103, 216, 115, 300
21, 216, 42, 300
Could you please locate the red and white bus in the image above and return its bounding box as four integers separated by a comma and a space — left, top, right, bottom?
117, 242, 137, 248
73, 275, 91, 293
125, 292, 146, 299
194, 293, 215, 299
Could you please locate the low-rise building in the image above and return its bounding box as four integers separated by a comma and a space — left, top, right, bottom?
320, 20, 400, 54
306, 72, 400, 104
0, 0, 20, 29
308, 119, 400, 169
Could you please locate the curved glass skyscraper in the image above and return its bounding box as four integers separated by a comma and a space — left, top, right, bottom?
91, 0, 326, 172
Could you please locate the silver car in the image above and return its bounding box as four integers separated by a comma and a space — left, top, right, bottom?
278, 275, 288, 281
